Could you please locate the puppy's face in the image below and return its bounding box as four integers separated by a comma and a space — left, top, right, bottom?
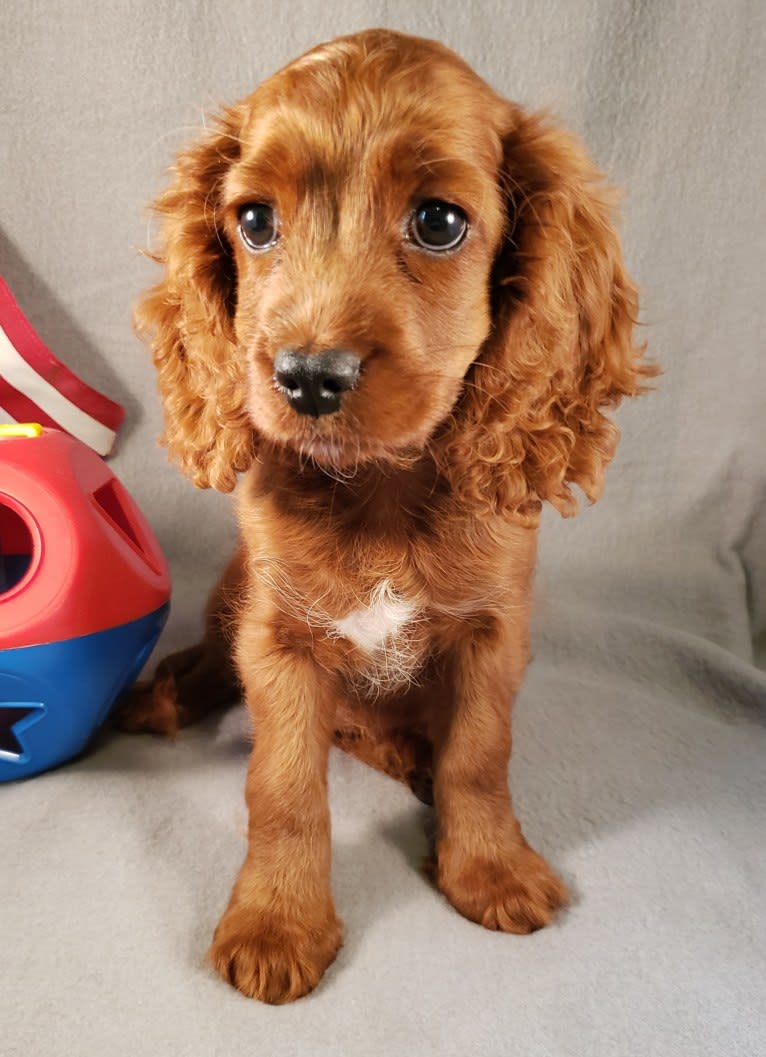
143, 30, 648, 509
220, 41, 508, 467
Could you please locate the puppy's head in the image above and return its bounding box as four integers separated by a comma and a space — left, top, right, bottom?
139, 29, 654, 519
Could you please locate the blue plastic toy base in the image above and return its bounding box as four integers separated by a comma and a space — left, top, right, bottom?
0, 602, 169, 781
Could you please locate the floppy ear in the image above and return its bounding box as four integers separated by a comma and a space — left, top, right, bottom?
135, 104, 255, 492
443, 106, 657, 525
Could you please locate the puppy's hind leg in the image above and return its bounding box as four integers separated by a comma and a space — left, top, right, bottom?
333, 694, 434, 804
114, 548, 244, 736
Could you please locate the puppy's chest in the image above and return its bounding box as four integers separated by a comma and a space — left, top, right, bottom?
325, 578, 428, 695
317, 557, 498, 694
329, 580, 418, 654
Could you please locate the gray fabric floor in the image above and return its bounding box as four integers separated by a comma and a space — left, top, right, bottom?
2, 2, 764, 1055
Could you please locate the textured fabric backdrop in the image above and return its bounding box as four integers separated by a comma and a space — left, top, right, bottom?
1, 2, 764, 1055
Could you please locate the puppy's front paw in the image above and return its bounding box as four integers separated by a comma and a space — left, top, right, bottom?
436, 843, 569, 934
207, 903, 343, 1004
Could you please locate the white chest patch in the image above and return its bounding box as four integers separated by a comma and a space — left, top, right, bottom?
330, 580, 418, 654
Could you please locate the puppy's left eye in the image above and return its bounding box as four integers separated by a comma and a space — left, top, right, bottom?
410, 200, 468, 252
238, 203, 279, 251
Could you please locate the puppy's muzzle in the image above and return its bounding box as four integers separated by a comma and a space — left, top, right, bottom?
274, 347, 361, 417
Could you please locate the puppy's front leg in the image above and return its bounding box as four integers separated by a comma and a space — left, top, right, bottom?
433, 615, 569, 933
208, 619, 342, 1003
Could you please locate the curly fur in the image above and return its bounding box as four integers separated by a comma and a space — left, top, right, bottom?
123, 28, 656, 1005
438, 107, 653, 523
135, 103, 255, 491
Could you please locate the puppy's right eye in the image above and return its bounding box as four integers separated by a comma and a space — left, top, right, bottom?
238, 204, 279, 252
410, 200, 468, 252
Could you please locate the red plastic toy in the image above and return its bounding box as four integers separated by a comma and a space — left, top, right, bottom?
0, 424, 170, 779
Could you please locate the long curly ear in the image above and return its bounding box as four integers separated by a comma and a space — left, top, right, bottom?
443, 107, 657, 525
135, 104, 254, 492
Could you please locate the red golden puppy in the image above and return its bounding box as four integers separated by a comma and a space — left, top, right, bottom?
120, 29, 655, 1003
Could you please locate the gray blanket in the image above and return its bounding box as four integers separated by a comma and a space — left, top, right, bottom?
2, 2, 764, 1054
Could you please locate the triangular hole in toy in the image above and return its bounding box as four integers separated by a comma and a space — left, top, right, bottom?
93, 480, 143, 552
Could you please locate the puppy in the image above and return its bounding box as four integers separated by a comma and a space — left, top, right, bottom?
120, 28, 655, 1003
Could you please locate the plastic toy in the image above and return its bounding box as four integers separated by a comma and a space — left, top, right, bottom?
0, 424, 170, 780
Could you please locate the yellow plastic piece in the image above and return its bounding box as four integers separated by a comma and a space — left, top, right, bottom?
0, 422, 44, 439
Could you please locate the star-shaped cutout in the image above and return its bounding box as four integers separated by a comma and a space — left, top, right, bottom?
0, 703, 45, 757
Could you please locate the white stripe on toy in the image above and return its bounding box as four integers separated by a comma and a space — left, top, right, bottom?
0, 324, 118, 456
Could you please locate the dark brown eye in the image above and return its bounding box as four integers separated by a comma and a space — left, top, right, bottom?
410, 200, 468, 252
238, 203, 278, 251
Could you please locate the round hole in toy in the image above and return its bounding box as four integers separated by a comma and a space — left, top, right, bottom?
0, 497, 38, 596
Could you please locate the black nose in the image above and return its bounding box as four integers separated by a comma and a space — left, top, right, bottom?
273, 348, 361, 417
